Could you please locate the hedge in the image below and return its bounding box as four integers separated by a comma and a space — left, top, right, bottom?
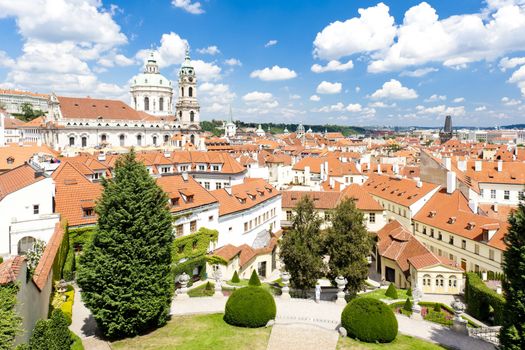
224, 286, 276, 328
0, 283, 21, 350
62, 226, 97, 280
52, 221, 69, 282
342, 297, 398, 343
465, 272, 505, 325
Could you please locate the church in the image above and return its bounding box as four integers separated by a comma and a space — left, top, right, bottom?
31, 49, 203, 151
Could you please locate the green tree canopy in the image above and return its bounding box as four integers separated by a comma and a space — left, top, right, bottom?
500, 201, 525, 349
19, 103, 44, 122
323, 197, 372, 295
279, 195, 325, 291
77, 150, 174, 338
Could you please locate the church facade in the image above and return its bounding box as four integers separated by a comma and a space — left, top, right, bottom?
29, 50, 203, 151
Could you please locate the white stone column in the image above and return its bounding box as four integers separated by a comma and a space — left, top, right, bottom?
335, 276, 347, 305
177, 272, 190, 299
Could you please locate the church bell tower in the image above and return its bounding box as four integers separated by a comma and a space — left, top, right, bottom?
175, 48, 200, 128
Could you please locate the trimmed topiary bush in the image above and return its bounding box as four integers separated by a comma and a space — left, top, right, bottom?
231, 270, 240, 283
248, 270, 261, 286
224, 286, 276, 328
341, 297, 398, 343
403, 298, 412, 312
385, 283, 398, 299
406, 287, 412, 297
433, 303, 441, 312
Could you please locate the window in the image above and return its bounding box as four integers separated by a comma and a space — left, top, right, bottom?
204, 182, 210, 190
504, 190, 510, 200
181, 87, 184, 97
489, 249, 495, 261
480, 189, 485, 198
178, 244, 184, 253
164, 135, 169, 143
438, 232, 442, 241
436, 275, 444, 287
190, 111, 195, 122
192, 240, 198, 250
190, 220, 197, 233
81, 136, 87, 147
136, 134, 142, 146
215, 182, 222, 190
144, 97, 150, 111
212, 165, 220, 171
199, 165, 206, 171
119, 134, 125, 147
176, 225, 183, 237
462, 240, 467, 250
101, 134, 107, 143
369, 213, 376, 223
159, 97, 164, 111
423, 274, 431, 286
448, 276, 457, 287
69, 136, 75, 146
6, 157, 14, 164
208, 215, 214, 222
491, 189, 496, 199
171, 198, 179, 206
474, 244, 480, 255
449, 236, 454, 245
83, 208, 94, 217
519, 191, 524, 200
244, 222, 248, 232
430, 228, 435, 238
33, 205, 39, 215
189, 87, 193, 97
153, 136, 157, 146
423, 226, 427, 235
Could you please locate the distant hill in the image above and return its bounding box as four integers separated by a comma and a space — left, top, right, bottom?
235, 122, 366, 136
501, 124, 525, 129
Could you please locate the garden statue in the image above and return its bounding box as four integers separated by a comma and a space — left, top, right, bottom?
315, 283, 321, 303
335, 276, 348, 305
281, 271, 291, 299
177, 272, 190, 299
213, 266, 223, 297
410, 284, 423, 320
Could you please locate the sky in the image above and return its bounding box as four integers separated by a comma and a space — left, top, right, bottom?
1, 0, 525, 127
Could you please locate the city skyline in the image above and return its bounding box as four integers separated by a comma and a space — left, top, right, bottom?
1, 0, 525, 127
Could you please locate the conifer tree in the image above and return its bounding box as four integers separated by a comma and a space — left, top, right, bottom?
500, 202, 525, 349
77, 150, 174, 338
324, 198, 372, 295
47, 309, 71, 350
248, 270, 261, 286
231, 270, 240, 283
28, 320, 48, 350
279, 195, 325, 291
385, 283, 398, 299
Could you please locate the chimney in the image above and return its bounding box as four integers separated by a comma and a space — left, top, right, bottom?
416, 180, 423, 188
457, 160, 467, 172
98, 153, 106, 161
164, 151, 171, 158
224, 183, 232, 195
443, 157, 452, 171
493, 202, 498, 212
497, 160, 503, 172
355, 162, 362, 173
324, 161, 329, 180
468, 199, 478, 214
393, 163, 399, 175
377, 163, 382, 174
181, 172, 189, 181
446, 171, 456, 194
475, 160, 482, 172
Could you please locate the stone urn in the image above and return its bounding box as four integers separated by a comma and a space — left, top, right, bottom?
56, 279, 67, 294
451, 300, 468, 334
281, 271, 291, 299
335, 276, 348, 305
177, 272, 190, 299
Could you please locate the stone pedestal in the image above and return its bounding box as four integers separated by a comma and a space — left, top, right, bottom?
410, 284, 423, 320
213, 267, 224, 298
451, 300, 468, 334
335, 276, 348, 305
410, 304, 423, 320
281, 271, 291, 299
177, 272, 190, 299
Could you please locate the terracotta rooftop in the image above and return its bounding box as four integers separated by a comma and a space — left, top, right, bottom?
0, 256, 25, 285
58, 96, 143, 121
211, 233, 279, 268
0, 163, 46, 201
0, 143, 58, 171
364, 174, 440, 207
282, 191, 341, 210
156, 174, 218, 213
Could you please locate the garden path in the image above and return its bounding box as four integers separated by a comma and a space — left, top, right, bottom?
266, 324, 338, 350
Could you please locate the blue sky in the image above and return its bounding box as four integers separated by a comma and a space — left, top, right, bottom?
1, 0, 525, 127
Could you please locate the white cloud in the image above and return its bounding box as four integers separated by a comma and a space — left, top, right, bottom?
501, 96, 522, 105
197, 46, 220, 55
475, 106, 487, 111
367, 1, 525, 73
136, 32, 188, 68
499, 56, 525, 71
310, 95, 321, 102
313, 2, 396, 60
355, 86, 361, 93
346, 103, 362, 112
171, 0, 204, 15
369, 101, 396, 108
199, 82, 236, 104
453, 97, 465, 103
370, 79, 418, 100
425, 94, 447, 102
400, 67, 439, 77
418, 104, 466, 116
318, 102, 362, 113
265, 40, 278, 47
243, 91, 274, 102
224, 58, 241, 66
250, 65, 297, 81
0, 51, 15, 67
311, 59, 354, 73
316, 81, 342, 94
97, 51, 134, 67
191, 60, 222, 82
289, 94, 301, 100
508, 65, 525, 96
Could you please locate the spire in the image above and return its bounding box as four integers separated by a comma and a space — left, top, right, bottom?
182, 43, 192, 67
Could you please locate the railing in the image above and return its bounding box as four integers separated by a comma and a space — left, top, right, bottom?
468, 326, 501, 346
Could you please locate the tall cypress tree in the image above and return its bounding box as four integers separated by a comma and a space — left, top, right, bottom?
500, 202, 525, 349
324, 197, 372, 295
77, 150, 174, 338
279, 195, 325, 291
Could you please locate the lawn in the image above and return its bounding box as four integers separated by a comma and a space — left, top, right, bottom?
111, 313, 271, 350
337, 334, 447, 350
187, 282, 215, 297
358, 288, 411, 301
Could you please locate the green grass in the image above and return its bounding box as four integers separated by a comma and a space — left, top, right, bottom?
226, 279, 279, 294
71, 331, 84, 350
337, 334, 447, 350
111, 313, 271, 350
358, 288, 412, 301
187, 282, 215, 297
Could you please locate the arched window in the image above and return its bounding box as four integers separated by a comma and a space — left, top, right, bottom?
159, 97, 164, 111
153, 136, 157, 146
179, 111, 182, 119
18, 236, 36, 255
190, 134, 195, 145
69, 136, 75, 146
134, 97, 137, 109
181, 87, 184, 97
119, 134, 125, 147
436, 275, 444, 287
81, 136, 87, 147
448, 276, 457, 287
101, 134, 107, 143
189, 87, 193, 97
190, 111, 195, 122
144, 97, 150, 111
422, 274, 431, 286
164, 135, 169, 143
137, 134, 142, 146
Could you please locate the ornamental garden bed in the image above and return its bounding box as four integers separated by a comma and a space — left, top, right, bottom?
390, 301, 479, 328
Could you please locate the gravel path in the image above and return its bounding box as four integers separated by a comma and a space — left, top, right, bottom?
266, 324, 338, 350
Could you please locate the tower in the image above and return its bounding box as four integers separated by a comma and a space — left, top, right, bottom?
225, 105, 236, 138
130, 51, 173, 116
439, 115, 453, 143
176, 48, 200, 128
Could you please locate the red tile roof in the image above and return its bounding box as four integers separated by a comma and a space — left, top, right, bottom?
32, 223, 65, 291
0, 163, 46, 201
156, 175, 218, 213
58, 96, 143, 120
364, 174, 440, 207
0, 256, 25, 285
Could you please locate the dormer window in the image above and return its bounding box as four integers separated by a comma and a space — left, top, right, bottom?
448, 217, 456, 224
467, 222, 476, 230
186, 195, 194, 203
171, 198, 180, 206
6, 157, 14, 164
83, 208, 95, 217
428, 210, 437, 218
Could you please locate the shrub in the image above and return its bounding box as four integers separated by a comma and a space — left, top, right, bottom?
248, 270, 261, 286
48, 309, 72, 349
403, 298, 413, 312
224, 286, 276, 328
406, 287, 412, 297
231, 270, 240, 283
465, 272, 505, 325
205, 281, 212, 291
433, 303, 441, 312
385, 283, 398, 299
341, 297, 398, 343
29, 320, 48, 350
